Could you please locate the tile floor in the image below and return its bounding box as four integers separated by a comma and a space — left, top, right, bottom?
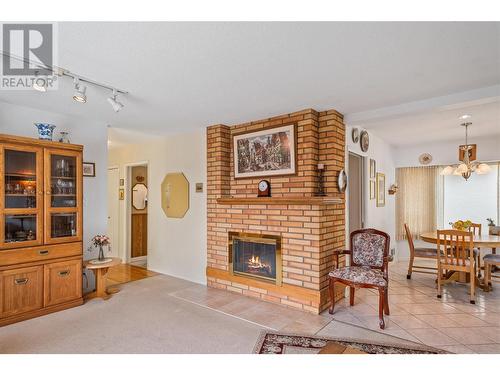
170, 260, 500, 354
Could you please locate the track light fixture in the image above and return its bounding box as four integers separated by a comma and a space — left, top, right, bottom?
72, 77, 87, 103
107, 89, 124, 112
1, 52, 128, 110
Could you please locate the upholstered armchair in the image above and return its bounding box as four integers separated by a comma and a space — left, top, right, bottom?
329, 228, 390, 329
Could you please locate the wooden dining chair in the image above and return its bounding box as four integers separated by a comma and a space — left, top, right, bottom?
468, 223, 482, 278
329, 228, 390, 329
404, 224, 439, 279
483, 254, 500, 292
436, 230, 476, 304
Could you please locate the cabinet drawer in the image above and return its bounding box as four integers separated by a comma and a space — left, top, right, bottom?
44, 259, 82, 307
0, 242, 82, 267
0, 266, 43, 318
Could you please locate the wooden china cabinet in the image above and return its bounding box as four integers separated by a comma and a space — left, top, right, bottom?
0, 134, 83, 326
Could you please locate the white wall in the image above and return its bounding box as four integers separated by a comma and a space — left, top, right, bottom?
346, 126, 397, 258
0, 101, 108, 290
393, 135, 500, 168
108, 130, 207, 285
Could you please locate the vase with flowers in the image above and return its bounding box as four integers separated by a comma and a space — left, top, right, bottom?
89, 234, 112, 264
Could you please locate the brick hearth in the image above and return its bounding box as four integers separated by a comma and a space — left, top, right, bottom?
206, 108, 346, 314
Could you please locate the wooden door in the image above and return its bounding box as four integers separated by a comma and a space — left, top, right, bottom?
0, 265, 43, 318
44, 148, 82, 244
0, 144, 44, 249
131, 213, 147, 258
43, 259, 82, 306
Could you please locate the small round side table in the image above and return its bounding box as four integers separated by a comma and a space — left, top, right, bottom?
84, 257, 122, 300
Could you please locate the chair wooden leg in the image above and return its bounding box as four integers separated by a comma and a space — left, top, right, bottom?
349, 287, 355, 306
378, 288, 385, 329
437, 264, 442, 299
470, 266, 476, 304
328, 279, 336, 314
407, 255, 414, 279
477, 249, 482, 279
484, 263, 491, 292
384, 287, 390, 315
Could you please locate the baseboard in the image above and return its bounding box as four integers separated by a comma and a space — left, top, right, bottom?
0, 298, 83, 327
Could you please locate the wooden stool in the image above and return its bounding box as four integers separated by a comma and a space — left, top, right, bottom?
483, 254, 500, 292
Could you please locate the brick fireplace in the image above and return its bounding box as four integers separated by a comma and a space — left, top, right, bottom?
206, 108, 346, 314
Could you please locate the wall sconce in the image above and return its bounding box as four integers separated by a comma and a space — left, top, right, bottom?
388, 184, 399, 195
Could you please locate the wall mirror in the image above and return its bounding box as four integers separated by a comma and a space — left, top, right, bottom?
132, 183, 148, 210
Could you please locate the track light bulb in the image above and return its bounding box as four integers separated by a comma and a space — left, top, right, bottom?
107, 89, 124, 112
72, 77, 87, 103
33, 73, 47, 92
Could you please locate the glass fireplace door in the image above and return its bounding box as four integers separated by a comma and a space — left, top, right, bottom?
44, 148, 82, 244
1, 144, 44, 249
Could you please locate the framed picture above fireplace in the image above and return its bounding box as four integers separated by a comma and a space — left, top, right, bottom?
233, 124, 296, 179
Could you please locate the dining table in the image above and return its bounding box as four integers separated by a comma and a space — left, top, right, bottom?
420, 231, 500, 288
420, 232, 500, 251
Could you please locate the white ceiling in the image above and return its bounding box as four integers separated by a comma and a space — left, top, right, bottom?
0, 22, 499, 143
357, 98, 500, 146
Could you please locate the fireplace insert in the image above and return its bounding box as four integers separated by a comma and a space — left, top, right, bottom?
229, 232, 282, 285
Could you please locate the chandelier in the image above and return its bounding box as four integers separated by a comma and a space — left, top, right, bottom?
441, 115, 491, 181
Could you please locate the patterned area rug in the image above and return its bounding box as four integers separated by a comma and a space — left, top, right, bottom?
254, 331, 447, 354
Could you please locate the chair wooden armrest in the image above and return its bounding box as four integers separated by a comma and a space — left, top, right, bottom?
332, 249, 352, 255
332, 249, 351, 268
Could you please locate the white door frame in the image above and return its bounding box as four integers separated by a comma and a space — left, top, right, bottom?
345, 151, 369, 253
107, 166, 120, 259
122, 161, 149, 265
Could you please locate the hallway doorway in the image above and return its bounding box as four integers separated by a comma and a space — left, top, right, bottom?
348, 152, 365, 234
129, 164, 148, 267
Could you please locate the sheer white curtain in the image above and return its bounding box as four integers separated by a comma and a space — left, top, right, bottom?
396, 166, 441, 240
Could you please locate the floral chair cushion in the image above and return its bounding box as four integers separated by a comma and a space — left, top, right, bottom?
329, 266, 387, 287
352, 232, 386, 267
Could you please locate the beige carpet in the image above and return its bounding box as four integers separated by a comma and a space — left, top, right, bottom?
0, 275, 263, 353
0, 274, 424, 354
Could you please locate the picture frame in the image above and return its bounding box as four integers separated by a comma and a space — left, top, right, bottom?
370, 180, 376, 200
233, 123, 297, 179
376, 172, 385, 207
119, 188, 125, 200
370, 158, 376, 179
82, 162, 96, 177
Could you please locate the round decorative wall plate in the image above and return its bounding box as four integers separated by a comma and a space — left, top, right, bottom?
338, 169, 348, 193
360, 130, 369, 152
351, 128, 359, 143
419, 153, 433, 165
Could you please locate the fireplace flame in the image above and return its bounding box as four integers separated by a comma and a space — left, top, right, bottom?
247, 255, 271, 273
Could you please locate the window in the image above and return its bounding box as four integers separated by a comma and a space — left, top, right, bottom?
443, 163, 499, 230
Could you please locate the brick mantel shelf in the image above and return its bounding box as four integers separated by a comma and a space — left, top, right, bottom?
216, 196, 342, 205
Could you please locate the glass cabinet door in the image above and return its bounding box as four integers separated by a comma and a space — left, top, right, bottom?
44, 149, 82, 244
1, 145, 44, 248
